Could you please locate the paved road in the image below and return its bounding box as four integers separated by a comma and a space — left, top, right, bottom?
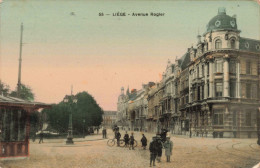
1, 129, 259, 168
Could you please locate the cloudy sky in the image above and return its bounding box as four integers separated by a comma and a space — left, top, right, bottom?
0, 0, 259, 110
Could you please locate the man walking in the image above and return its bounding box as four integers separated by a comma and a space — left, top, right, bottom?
102, 127, 106, 139
156, 135, 163, 162
129, 132, 135, 150
163, 137, 173, 162
124, 131, 130, 147
39, 131, 44, 144
149, 137, 157, 167
141, 133, 147, 150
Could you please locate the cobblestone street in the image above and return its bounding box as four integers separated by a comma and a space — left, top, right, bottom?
0, 130, 259, 168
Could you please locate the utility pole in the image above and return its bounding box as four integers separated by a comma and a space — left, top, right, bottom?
17, 23, 23, 98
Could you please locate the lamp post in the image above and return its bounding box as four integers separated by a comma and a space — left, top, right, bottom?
63, 95, 77, 145
83, 119, 85, 138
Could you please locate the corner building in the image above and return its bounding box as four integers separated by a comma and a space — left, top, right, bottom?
181, 8, 260, 138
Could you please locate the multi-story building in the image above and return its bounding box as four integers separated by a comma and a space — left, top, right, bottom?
102, 111, 117, 128
117, 7, 260, 138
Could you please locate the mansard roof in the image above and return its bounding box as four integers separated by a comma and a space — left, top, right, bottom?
239, 37, 260, 53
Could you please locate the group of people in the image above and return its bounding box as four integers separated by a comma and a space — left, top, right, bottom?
112, 125, 173, 167
149, 135, 173, 167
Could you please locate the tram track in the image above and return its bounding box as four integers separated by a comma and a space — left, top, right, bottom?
216, 141, 259, 162
249, 143, 260, 152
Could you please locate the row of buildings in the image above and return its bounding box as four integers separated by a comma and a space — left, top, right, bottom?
117, 8, 260, 138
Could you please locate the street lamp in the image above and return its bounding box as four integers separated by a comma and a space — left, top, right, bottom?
83, 119, 85, 138
63, 95, 77, 145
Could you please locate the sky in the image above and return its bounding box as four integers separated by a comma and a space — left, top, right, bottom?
0, 0, 259, 111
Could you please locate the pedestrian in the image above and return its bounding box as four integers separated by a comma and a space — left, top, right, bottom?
149, 137, 157, 167
102, 128, 106, 138
32, 131, 36, 142
39, 131, 44, 144
124, 131, 129, 147
104, 128, 107, 138
163, 137, 173, 162
116, 131, 121, 146
129, 132, 135, 150
160, 129, 167, 142
97, 127, 99, 134
156, 136, 163, 162
141, 133, 147, 150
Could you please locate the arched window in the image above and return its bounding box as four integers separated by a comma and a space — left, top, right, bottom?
215, 39, 222, 49
230, 39, 236, 49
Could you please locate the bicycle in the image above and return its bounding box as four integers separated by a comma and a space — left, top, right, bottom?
119, 139, 138, 147
107, 138, 138, 147
107, 138, 125, 147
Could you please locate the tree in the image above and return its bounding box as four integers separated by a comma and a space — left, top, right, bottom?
10, 84, 34, 101
0, 80, 10, 96
43, 91, 104, 135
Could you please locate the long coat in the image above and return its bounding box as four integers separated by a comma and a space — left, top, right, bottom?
163, 140, 173, 156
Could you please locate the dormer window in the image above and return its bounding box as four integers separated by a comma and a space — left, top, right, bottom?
215, 39, 222, 49
230, 39, 236, 49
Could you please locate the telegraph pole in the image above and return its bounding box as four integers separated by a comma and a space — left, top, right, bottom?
17, 23, 23, 98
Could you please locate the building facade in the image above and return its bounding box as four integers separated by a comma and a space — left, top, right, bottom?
102, 111, 117, 128
117, 8, 260, 138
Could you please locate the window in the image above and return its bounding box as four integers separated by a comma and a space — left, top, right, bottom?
213, 109, 223, 125
252, 84, 257, 99
230, 81, 236, 98
202, 65, 205, 77
246, 61, 251, 74
215, 60, 223, 73
215, 82, 223, 97
230, 39, 236, 49
215, 39, 222, 49
197, 66, 199, 78
197, 86, 200, 100
245, 111, 251, 126
229, 60, 236, 73
207, 63, 209, 75
185, 95, 189, 104
246, 84, 251, 98
202, 85, 204, 99
207, 83, 210, 97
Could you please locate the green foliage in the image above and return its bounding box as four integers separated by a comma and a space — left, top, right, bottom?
10, 84, 34, 101
0, 80, 10, 96
43, 91, 104, 134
